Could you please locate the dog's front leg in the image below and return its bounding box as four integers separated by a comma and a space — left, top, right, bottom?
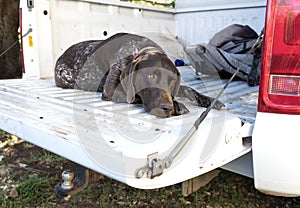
172, 100, 190, 116
177, 85, 224, 109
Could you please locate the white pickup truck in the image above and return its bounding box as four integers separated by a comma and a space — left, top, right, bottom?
1, 0, 299, 197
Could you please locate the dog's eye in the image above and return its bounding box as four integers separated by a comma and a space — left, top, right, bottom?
148, 74, 157, 80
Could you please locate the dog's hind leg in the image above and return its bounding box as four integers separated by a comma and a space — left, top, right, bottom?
102, 63, 128, 102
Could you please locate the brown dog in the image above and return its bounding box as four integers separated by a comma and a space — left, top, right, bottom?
55, 33, 223, 117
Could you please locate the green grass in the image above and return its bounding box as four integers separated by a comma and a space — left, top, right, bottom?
16, 175, 54, 206
0, 166, 298, 208
1, 131, 300, 207
0, 130, 6, 135
0, 174, 56, 207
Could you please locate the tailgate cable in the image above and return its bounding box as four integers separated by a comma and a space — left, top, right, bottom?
135, 31, 264, 179
0, 28, 32, 58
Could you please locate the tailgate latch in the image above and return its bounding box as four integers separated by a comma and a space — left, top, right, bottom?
135, 152, 166, 179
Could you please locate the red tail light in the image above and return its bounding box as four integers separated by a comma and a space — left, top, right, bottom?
258, 0, 300, 114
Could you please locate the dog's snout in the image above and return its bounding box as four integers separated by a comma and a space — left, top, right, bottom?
157, 92, 174, 117
159, 103, 173, 112
150, 102, 173, 118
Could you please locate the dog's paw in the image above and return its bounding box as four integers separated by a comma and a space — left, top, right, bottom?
173, 100, 189, 116
211, 99, 225, 110
193, 93, 224, 110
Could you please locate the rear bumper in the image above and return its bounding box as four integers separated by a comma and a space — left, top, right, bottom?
252, 112, 300, 196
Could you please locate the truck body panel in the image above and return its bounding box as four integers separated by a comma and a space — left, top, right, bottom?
2, 0, 299, 196
253, 112, 300, 196
252, 0, 300, 196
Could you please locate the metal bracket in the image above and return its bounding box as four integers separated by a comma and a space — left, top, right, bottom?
147, 152, 165, 178
135, 126, 197, 179
136, 152, 166, 179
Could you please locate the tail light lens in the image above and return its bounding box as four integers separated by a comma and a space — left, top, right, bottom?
258, 0, 300, 114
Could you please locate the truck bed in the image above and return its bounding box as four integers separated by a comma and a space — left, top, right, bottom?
0, 66, 257, 188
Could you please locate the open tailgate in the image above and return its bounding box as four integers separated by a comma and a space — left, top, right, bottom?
0, 67, 257, 189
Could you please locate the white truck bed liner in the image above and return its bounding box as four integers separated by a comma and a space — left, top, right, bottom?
0, 66, 257, 188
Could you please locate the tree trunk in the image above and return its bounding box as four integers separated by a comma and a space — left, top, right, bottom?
0, 0, 22, 79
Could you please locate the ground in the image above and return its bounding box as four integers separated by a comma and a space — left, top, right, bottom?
0, 130, 300, 208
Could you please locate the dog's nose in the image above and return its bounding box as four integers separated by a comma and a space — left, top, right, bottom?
150, 103, 174, 118
159, 103, 173, 114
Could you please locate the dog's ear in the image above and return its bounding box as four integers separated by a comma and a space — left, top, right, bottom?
120, 59, 137, 104
168, 62, 181, 98
172, 71, 181, 97
160, 54, 181, 98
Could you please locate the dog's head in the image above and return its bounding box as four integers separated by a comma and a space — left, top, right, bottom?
120, 48, 181, 118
